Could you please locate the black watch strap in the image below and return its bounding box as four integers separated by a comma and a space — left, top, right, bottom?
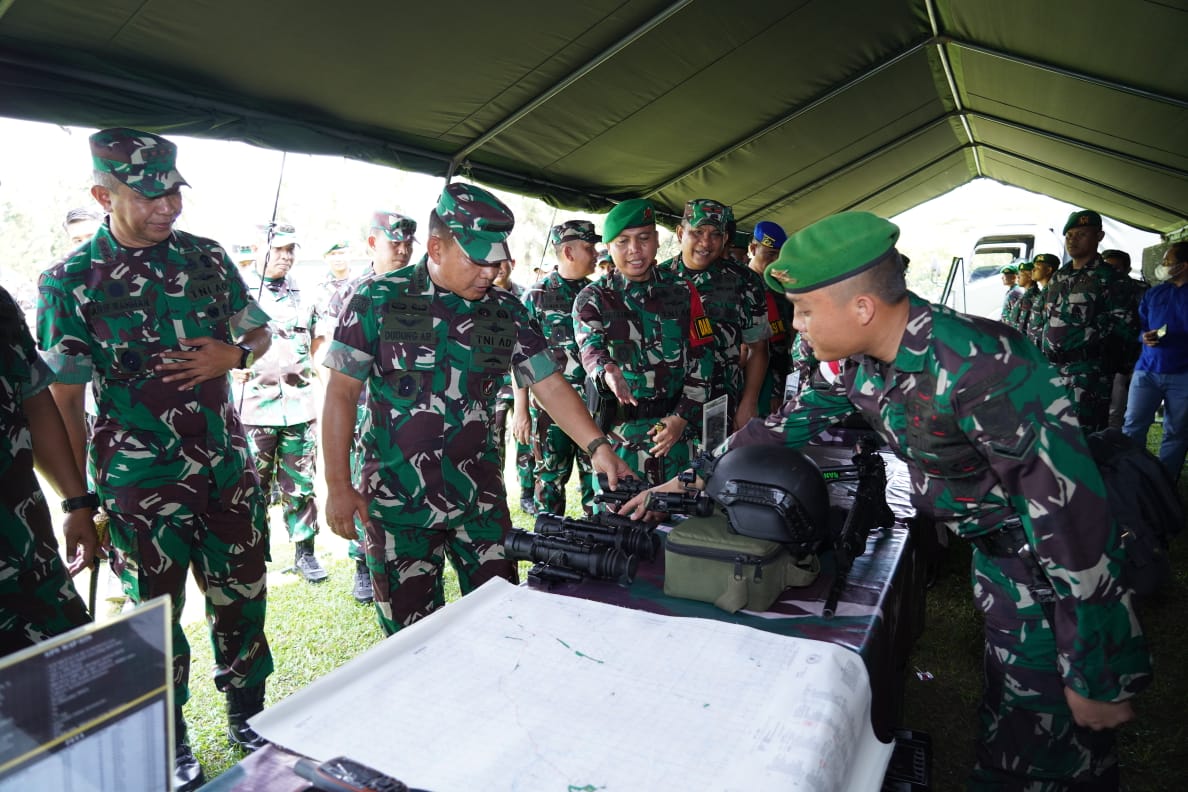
237, 343, 254, 369
61, 492, 100, 513
586, 436, 612, 456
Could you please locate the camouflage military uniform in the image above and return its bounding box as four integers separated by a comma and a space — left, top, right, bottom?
1026, 284, 1048, 348
324, 258, 559, 634
37, 221, 273, 705
573, 266, 714, 483
1000, 283, 1024, 323
663, 253, 770, 424
492, 281, 534, 501
522, 270, 596, 514
0, 286, 90, 656
238, 271, 320, 546
729, 292, 1151, 789
1008, 282, 1040, 335
1039, 256, 1136, 433
758, 286, 795, 414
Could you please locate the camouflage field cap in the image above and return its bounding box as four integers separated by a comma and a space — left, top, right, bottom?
1000, 264, 1018, 275
1063, 209, 1102, 234
435, 184, 514, 264
682, 198, 730, 231
270, 223, 299, 248
1017, 259, 1035, 272
764, 211, 900, 295
325, 241, 351, 255
89, 127, 189, 198
602, 198, 656, 243
550, 219, 601, 246
370, 211, 417, 242
1033, 253, 1060, 269
752, 220, 787, 250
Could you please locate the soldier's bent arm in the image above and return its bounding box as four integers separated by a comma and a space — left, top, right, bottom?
530, 371, 631, 488
26, 386, 98, 571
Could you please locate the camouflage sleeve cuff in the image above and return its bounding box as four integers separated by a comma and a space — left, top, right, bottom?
40, 351, 93, 385
230, 300, 273, 338
512, 349, 560, 388
743, 323, 773, 343
321, 339, 373, 381
674, 396, 702, 425
26, 354, 56, 398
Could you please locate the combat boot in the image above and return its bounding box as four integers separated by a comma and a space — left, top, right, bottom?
293, 538, 328, 583
519, 486, 536, 515
226, 684, 268, 752
352, 559, 374, 604
174, 711, 205, 792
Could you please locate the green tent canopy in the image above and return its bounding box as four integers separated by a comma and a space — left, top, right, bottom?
1, 0, 1184, 235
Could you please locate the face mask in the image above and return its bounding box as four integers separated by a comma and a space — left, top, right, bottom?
1155, 265, 1170, 281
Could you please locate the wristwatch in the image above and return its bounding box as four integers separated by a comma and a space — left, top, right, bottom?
61, 492, 100, 513
237, 343, 256, 369
586, 436, 613, 456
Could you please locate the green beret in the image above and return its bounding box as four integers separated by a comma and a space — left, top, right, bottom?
603, 198, 656, 244
1063, 209, 1102, 235
1017, 260, 1035, 272
1000, 264, 1018, 275
1033, 253, 1060, 268
763, 211, 900, 295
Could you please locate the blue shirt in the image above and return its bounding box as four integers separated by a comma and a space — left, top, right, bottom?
1136, 281, 1188, 374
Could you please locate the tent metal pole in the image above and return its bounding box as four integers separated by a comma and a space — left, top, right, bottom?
447, 0, 695, 175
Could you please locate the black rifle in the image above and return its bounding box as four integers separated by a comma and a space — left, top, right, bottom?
594, 472, 714, 517
822, 434, 896, 618
535, 512, 660, 561
505, 530, 638, 585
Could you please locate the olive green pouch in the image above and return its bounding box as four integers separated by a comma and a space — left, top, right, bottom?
664, 510, 820, 614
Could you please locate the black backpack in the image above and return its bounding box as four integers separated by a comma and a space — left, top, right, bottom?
1087, 428, 1184, 597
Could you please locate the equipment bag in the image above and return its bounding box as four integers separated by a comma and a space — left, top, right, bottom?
1087, 428, 1184, 597
664, 509, 819, 613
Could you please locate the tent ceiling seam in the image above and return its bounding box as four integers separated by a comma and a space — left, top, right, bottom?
980, 143, 1184, 221
446, 0, 695, 179
643, 38, 934, 199
952, 40, 1188, 110
925, 0, 981, 177
740, 115, 954, 221
968, 111, 1188, 180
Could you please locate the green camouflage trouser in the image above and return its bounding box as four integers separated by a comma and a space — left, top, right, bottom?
0, 474, 91, 657
1056, 361, 1112, 435
107, 485, 272, 705
367, 498, 517, 636
494, 397, 534, 495
246, 421, 319, 543
607, 417, 693, 487
347, 400, 370, 562
968, 549, 1120, 790
530, 401, 595, 516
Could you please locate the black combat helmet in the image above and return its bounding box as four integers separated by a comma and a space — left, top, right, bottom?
703, 445, 830, 553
